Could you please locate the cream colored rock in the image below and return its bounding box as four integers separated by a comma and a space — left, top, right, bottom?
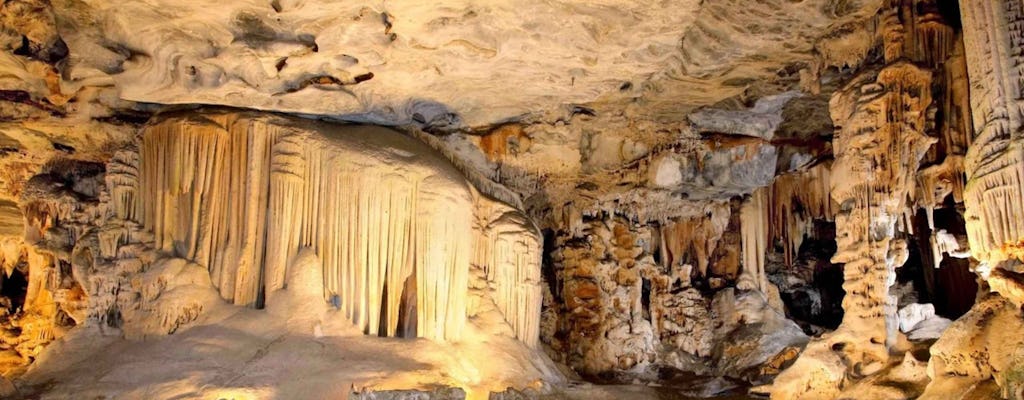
16, 0, 882, 129
773, 3, 956, 396
132, 110, 540, 343
924, 295, 1024, 400
960, 0, 1024, 266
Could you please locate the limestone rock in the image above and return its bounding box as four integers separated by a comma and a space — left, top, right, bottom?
711, 289, 808, 383
924, 295, 1024, 399
133, 110, 540, 343
350, 386, 467, 400
897, 303, 951, 341
687, 91, 802, 141
122, 258, 221, 338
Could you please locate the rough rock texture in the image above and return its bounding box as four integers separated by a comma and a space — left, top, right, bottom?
1, 110, 560, 400
711, 289, 807, 384
3, 0, 1024, 399
915, 2, 1024, 398
542, 209, 807, 383
960, 0, 1024, 266
923, 295, 1024, 400
771, 1, 964, 398
826, 59, 935, 368
0, 0, 889, 230
33, 0, 881, 127
130, 110, 542, 344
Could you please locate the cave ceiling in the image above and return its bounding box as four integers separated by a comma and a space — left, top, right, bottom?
1, 0, 885, 224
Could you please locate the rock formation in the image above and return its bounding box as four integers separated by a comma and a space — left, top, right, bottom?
960, 0, 1024, 267
772, 1, 969, 398
2, 0, 1024, 399
919, 2, 1024, 398
130, 110, 542, 343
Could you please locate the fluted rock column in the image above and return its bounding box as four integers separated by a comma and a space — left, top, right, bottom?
959, 0, 1024, 266
134, 110, 542, 344
772, 5, 947, 397
828, 61, 935, 369
918, 5, 1024, 397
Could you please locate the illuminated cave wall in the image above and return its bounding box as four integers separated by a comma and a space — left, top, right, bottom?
920, 2, 1024, 398
127, 110, 542, 344
771, 1, 976, 398
5, 0, 1024, 397
960, 0, 1024, 266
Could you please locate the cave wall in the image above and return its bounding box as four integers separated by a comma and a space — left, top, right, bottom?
131, 110, 544, 343
960, 0, 1024, 266
541, 209, 806, 383
921, 2, 1024, 398
771, 1, 975, 398
3, 0, 1024, 398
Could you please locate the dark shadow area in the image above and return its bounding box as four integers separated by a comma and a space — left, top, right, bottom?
769, 220, 844, 334
0, 266, 28, 313
904, 203, 977, 319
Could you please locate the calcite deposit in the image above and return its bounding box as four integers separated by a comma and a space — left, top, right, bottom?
0, 0, 1022, 399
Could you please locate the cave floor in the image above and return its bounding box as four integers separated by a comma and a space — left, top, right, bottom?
13, 298, 562, 400
9, 299, 761, 400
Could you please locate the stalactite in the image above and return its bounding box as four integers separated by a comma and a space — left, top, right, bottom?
658, 204, 729, 278
915, 154, 966, 267
767, 163, 835, 266
826, 27, 937, 370
925, 33, 973, 168
739, 187, 768, 293
827, 62, 935, 366
914, 3, 1024, 397
884, 0, 955, 67
775, 7, 945, 395
106, 150, 139, 222
473, 196, 543, 347
133, 111, 540, 344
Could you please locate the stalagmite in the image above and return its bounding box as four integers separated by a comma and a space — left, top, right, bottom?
827, 61, 935, 368
133, 110, 541, 343
6, 0, 983, 394
658, 204, 729, 278
772, 4, 948, 397
919, 4, 1024, 397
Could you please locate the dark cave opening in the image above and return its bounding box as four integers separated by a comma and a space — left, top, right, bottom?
0, 266, 29, 314
395, 272, 417, 338
541, 228, 561, 299
902, 204, 978, 320
770, 220, 845, 333
640, 277, 652, 321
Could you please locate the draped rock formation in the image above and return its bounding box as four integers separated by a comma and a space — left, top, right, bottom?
472, 200, 543, 347
772, 2, 959, 398
132, 110, 541, 343
10, 0, 1024, 397
920, 2, 1024, 398
959, 0, 1024, 266
827, 61, 935, 369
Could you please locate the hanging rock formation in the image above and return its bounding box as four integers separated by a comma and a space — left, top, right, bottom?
959, 0, 1024, 267
772, 1, 962, 397
921, 2, 1024, 398
132, 110, 541, 343
828, 60, 935, 370
7, 0, 1024, 398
